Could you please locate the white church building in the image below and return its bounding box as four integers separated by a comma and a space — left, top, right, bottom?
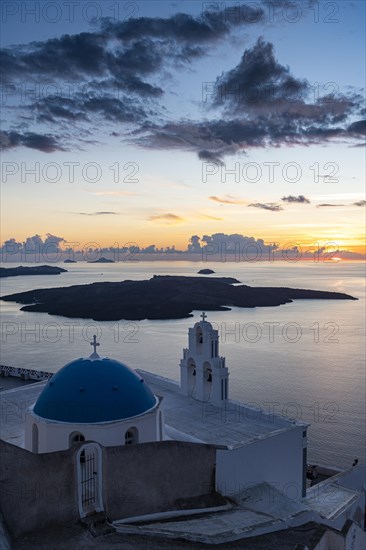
25, 336, 164, 454
1, 313, 364, 545
18, 312, 309, 513
24, 314, 307, 501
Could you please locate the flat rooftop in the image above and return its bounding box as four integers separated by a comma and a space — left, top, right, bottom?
138, 370, 302, 447
0, 371, 302, 449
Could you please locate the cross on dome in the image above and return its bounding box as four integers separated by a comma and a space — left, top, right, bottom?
200, 311, 207, 322
90, 335, 100, 355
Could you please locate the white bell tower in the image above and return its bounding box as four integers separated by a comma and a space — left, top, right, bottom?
180, 312, 229, 404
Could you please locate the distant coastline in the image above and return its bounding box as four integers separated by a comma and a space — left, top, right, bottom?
2, 256, 366, 266
0, 265, 67, 278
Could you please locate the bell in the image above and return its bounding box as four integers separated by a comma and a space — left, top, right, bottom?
207, 373, 212, 382
192, 369, 196, 376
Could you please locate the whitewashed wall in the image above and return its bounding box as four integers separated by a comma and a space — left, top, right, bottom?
216, 426, 306, 499
25, 397, 164, 453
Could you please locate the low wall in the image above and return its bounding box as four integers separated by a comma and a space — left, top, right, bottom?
0, 438, 217, 537
104, 440, 217, 520
0, 439, 78, 538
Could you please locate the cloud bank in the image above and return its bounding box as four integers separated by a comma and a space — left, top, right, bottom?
1, 9, 363, 157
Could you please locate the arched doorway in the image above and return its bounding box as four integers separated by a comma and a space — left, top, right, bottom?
76, 443, 103, 518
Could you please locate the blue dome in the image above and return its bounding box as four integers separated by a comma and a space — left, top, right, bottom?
34, 357, 157, 423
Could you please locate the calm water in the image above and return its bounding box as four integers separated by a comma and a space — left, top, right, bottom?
1, 260, 365, 468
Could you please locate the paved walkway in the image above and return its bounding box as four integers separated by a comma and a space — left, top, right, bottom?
113, 483, 311, 545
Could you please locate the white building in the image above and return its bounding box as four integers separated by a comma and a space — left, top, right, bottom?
1, 314, 364, 546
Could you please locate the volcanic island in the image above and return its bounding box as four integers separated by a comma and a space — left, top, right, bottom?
1, 275, 357, 321
0, 265, 67, 278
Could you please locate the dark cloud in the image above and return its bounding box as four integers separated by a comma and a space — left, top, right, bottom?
1, 9, 362, 157
316, 203, 345, 208
316, 200, 364, 208
132, 39, 357, 160
0, 131, 64, 152
248, 202, 283, 211
101, 7, 266, 45
33, 97, 89, 124
198, 150, 224, 165
83, 96, 147, 122
213, 38, 308, 111
31, 91, 151, 131
281, 195, 310, 204
212, 38, 361, 125
132, 39, 362, 162
136, 119, 266, 162
135, 112, 358, 162
348, 120, 366, 135
3, 9, 272, 148
1, 8, 270, 91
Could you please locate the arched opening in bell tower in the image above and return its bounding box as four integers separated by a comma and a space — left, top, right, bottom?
187, 358, 197, 396
203, 362, 213, 401
195, 326, 204, 353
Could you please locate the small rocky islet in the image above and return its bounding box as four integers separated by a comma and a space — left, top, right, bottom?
198, 269, 215, 274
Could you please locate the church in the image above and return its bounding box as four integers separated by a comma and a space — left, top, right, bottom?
25, 335, 164, 454
0, 314, 365, 546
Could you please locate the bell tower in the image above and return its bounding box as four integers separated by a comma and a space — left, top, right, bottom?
180, 312, 229, 404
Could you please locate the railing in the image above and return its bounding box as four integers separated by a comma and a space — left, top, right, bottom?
0, 365, 53, 380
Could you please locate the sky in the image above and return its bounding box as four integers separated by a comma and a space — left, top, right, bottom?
0, 0, 365, 257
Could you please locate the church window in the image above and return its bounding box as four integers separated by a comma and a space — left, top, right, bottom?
70, 432, 85, 447
125, 427, 139, 445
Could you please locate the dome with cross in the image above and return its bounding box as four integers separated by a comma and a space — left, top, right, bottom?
33, 337, 157, 423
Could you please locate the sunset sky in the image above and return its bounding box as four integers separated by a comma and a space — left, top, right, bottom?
1, 0, 365, 256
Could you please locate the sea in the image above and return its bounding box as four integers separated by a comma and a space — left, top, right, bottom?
1, 260, 365, 469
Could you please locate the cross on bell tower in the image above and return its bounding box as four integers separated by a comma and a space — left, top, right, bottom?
89, 335, 100, 359
200, 311, 207, 322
